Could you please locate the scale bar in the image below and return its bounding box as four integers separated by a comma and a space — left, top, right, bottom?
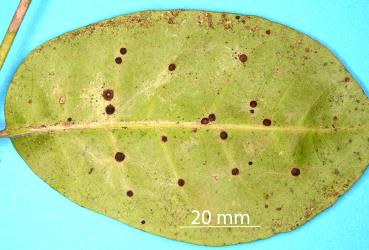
180, 225, 261, 229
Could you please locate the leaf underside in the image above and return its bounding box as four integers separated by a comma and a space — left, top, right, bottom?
5, 10, 369, 246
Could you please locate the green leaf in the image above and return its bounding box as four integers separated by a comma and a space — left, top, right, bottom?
4, 10, 369, 246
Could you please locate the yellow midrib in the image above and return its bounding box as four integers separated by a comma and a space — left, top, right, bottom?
4, 120, 368, 138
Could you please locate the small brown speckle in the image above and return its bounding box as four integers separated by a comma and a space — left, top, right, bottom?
250, 100, 257, 108
115, 152, 125, 162
266, 29, 271, 35
344, 77, 350, 82
126, 190, 134, 197
105, 104, 115, 115
27, 99, 32, 104
161, 135, 168, 142
220, 131, 228, 140
248, 161, 253, 166
192, 128, 198, 133
235, 15, 240, 20
250, 109, 255, 114
141, 220, 146, 224
67, 117, 72, 122
265, 204, 269, 208
168, 63, 176, 71
231, 168, 239, 175
88, 168, 94, 174
178, 179, 185, 186
208, 113, 216, 121
201, 117, 209, 125
263, 118, 272, 126
291, 167, 300, 176
115, 57, 122, 64
239, 54, 248, 63
102, 89, 114, 101
59, 96, 65, 104
120, 47, 127, 55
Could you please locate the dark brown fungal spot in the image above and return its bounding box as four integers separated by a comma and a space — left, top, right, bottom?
344, 76, 350, 82
67, 117, 72, 122
178, 179, 185, 187
27, 99, 32, 104
161, 135, 168, 142
102, 89, 114, 101
291, 167, 300, 176
276, 207, 282, 211
266, 29, 271, 35
141, 220, 146, 225
220, 131, 228, 140
333, 116, 338, 121
250, 109, 255, 114
248, 161, 253, 166
263, 118, 272, 126
238, 53, 248, 63
168, 63, 176, 71
120, 47, 127, 55
250, 100, 257, 108
265, 204, 269, 208
231, 168, 239, 176
115, 152, 125, 162
235, 15, 240, 20
126, 190, 134, 197
201, 117, 209, 125
105, 104, 115, 115
192, 128, 198, 133
208, 113, 216, 121
115, 57, 122, 64
88, 168, 94, 174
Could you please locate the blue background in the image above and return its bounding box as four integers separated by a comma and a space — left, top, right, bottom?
1, 0, 368, 249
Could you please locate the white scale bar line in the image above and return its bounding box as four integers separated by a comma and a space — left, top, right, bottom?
180, 225, 261, 228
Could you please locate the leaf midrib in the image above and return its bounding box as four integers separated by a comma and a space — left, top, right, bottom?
5, 120, 368, 138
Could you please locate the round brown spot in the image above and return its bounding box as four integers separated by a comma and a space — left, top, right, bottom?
235, 15, 240, 20
105, 104, 115, 115
239, 54, 248, 63
291, 167, 300, 176
102, 89, 114, 101
250, 109, 255, 114
265, 204, 269, 208
168, 63, 176, 71
250, 100, 257, 108
208, 113, 216, 122
344, 77, 350, 82
266, 29, 271, 35
115, 57, 122, 64
120, 47, 127, 55
67, 117, 72, 122
126, 190, 134, 197
263, 118, 272, 126
248, 161, 253, 165
201, 117, 209, 125
141, 220, 146, 224
178, 179, 185, 187
192, 128, 198, 133
220, 131, 228, 140
161, 135, 168, 142
231, 168, 239, 175
115, 152, 125, 162
27, 99, 32, 104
